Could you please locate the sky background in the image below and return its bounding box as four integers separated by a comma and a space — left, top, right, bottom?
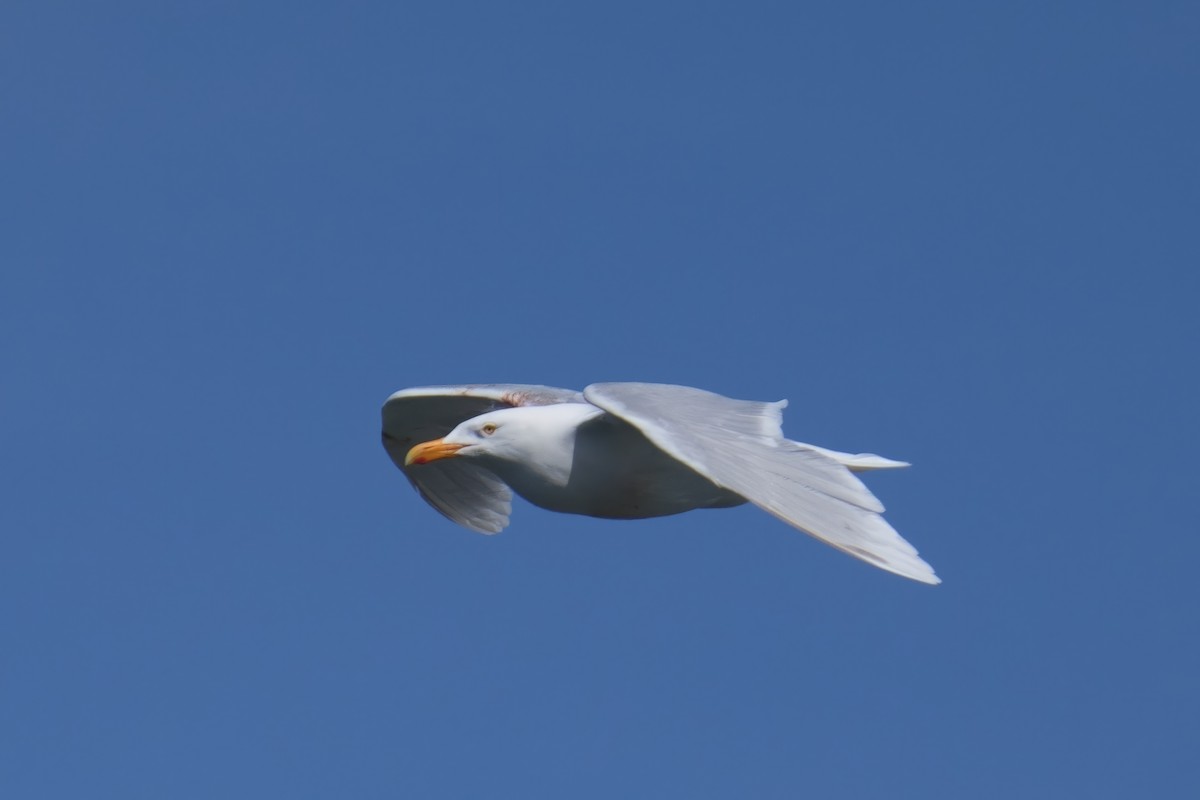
2, 1, 1198, 797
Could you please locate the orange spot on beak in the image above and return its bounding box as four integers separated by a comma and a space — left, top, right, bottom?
405, 438, 466, 466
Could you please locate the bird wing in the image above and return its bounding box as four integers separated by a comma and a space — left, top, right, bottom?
382, 384, 583, 533
583, 382, 939, 584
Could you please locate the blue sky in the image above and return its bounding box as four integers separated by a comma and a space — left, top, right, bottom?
2, 1, 1197, 797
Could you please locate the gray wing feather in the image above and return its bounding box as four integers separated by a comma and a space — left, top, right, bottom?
381, 384, 582, 533
583, 382, 939, 584
406, 459, 512, 534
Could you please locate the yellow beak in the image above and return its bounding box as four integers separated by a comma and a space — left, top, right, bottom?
405, 438, 466, 466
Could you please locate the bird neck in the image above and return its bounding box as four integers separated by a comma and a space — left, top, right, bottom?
484, 404, 602, 489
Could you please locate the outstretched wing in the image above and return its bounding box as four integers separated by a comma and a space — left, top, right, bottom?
382, 384, 582, 533
583, 382, 938, 584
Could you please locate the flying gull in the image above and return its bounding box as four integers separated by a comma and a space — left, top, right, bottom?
381, 382, 939, 584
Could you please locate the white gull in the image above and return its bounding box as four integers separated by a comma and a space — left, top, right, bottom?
382, 382, 938, 584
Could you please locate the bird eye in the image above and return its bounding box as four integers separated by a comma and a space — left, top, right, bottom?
481, 423, 497, 435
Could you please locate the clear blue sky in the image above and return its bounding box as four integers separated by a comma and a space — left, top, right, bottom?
3, 2, 1197, 797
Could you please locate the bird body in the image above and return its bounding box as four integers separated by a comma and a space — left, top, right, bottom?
460, 404, 747, 519
382, 382, 939, 584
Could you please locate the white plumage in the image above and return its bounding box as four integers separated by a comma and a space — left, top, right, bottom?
382, 382, 938, 584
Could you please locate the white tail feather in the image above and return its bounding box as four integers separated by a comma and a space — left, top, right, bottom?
804, 445, 910, 472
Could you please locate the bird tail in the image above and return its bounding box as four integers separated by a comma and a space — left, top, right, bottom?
802, 445, 910, 472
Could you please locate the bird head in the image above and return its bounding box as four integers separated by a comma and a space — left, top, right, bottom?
404, 404, 601, 469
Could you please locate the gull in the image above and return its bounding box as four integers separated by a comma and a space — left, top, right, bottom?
381, 382, 939, 584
